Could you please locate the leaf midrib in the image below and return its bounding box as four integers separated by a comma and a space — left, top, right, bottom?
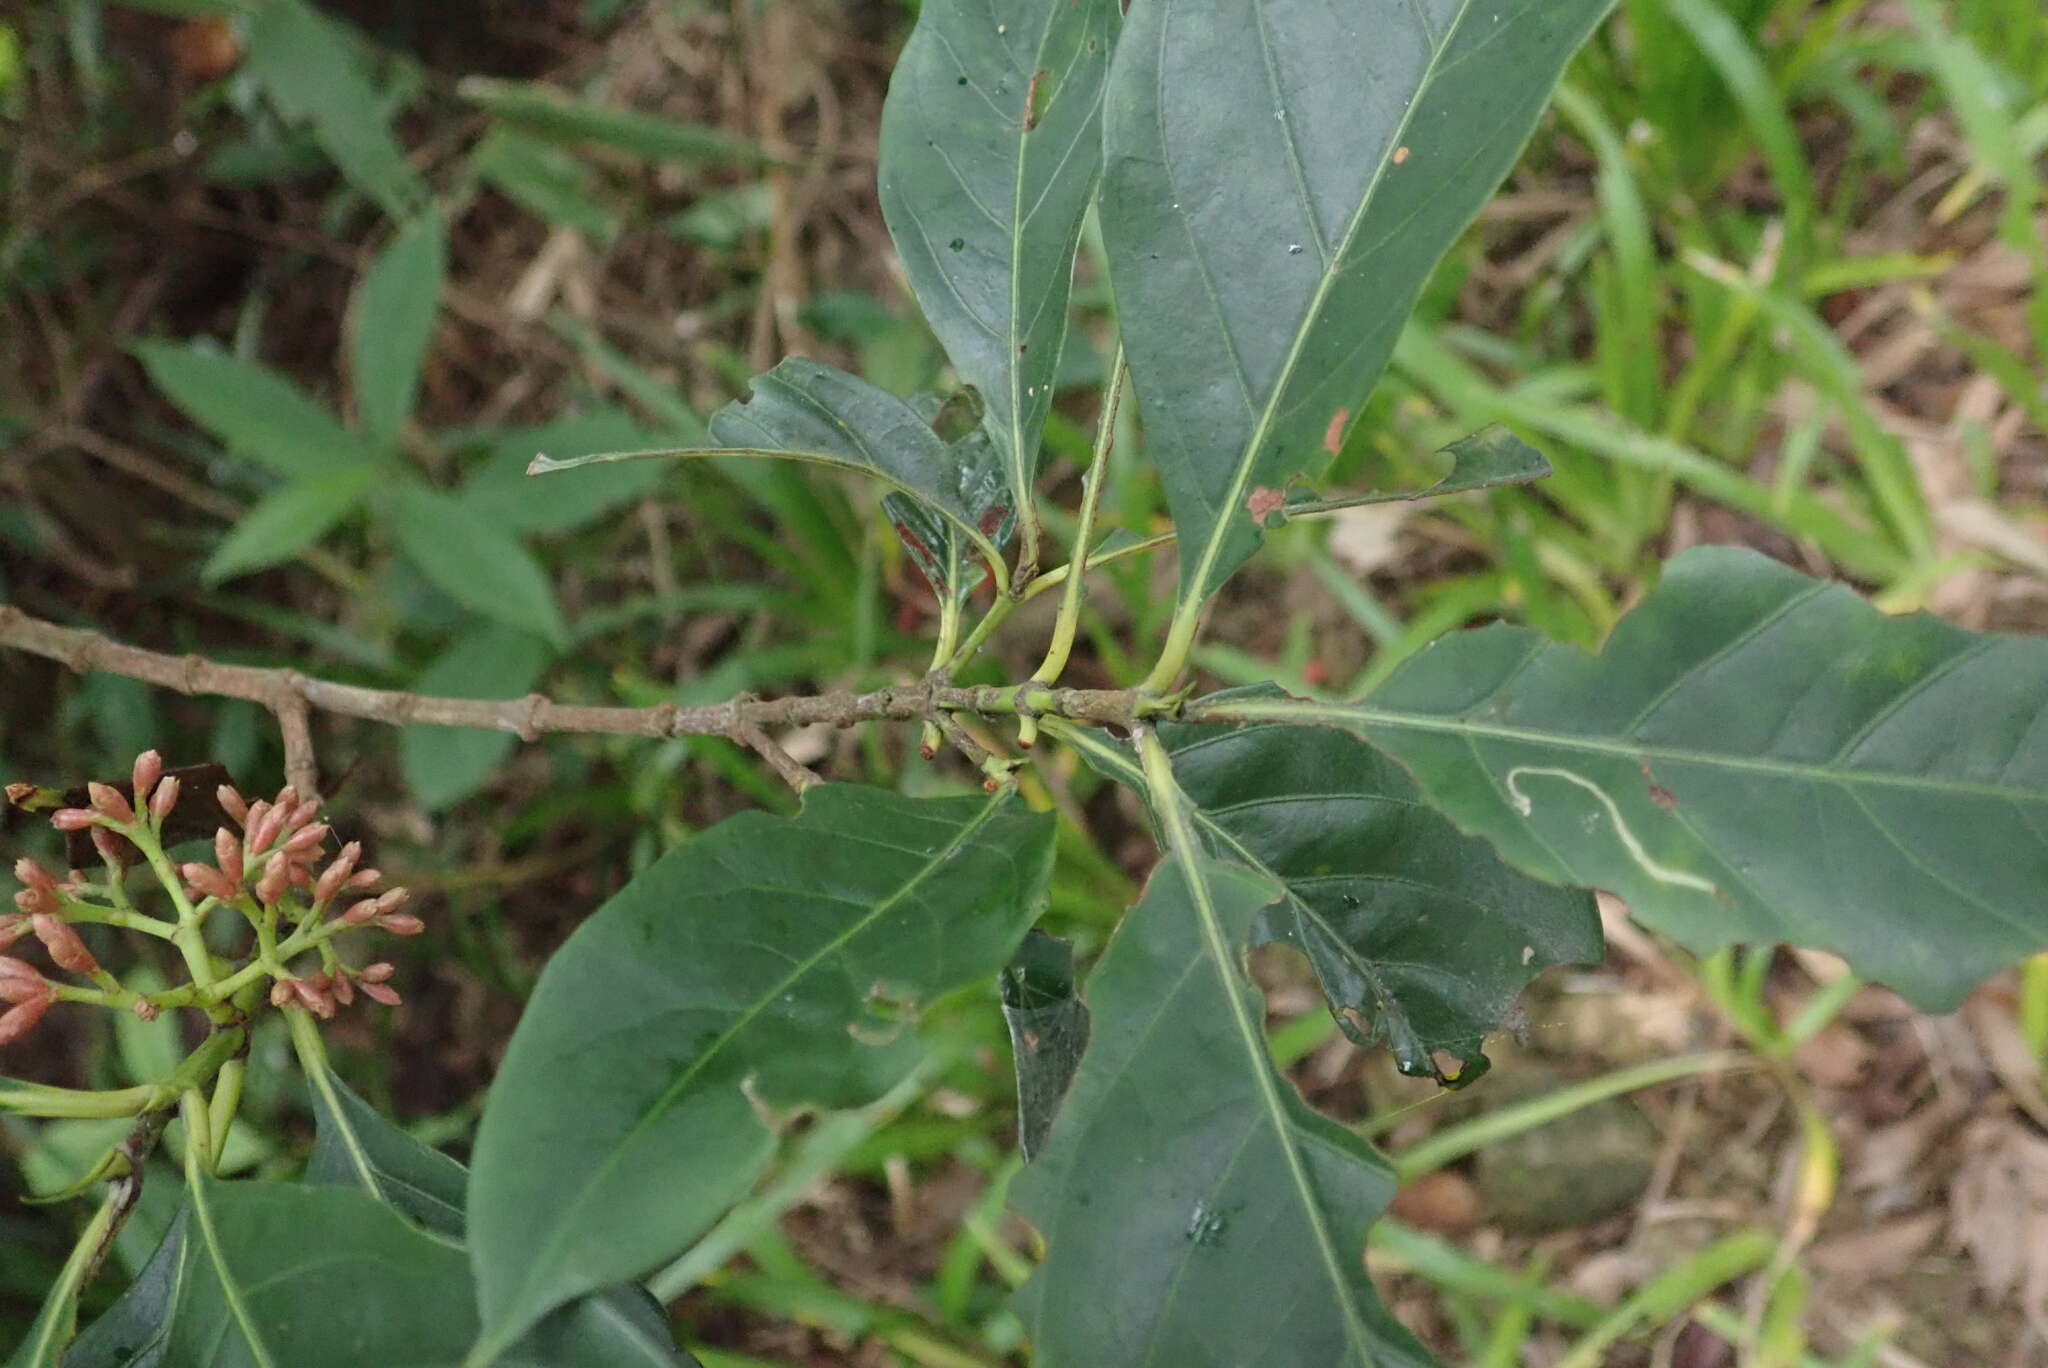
1176, 0, 1476, 608
1137, 735, 1377, 1357
489, 792, 1009, 1328
1206, 699, 2048, 805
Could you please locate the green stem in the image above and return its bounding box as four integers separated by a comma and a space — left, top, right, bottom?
57, 898, 178, 940
1030, 348, 1125, 694
1141, 596, 1206, 697
124, 821, 222, 996
180, 1087, 216, 1177
1389, 1051, 1753, 1182
15, 1186, 122, 1363
938, 593, 1019, 677
207, 1059, 247, 1164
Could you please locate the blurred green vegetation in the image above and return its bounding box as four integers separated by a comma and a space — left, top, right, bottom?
1, 0, 2044, 1363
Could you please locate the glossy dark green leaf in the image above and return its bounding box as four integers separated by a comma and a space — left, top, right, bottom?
349, 210, 445, 447
1012, 855, 1433, 1368
467, 786, 1057, 1358
1191, 546, 2048, 1010
1100, 0, 1614, 608
162, 1177, 476, 1367
1064, 697, 1600, 1083
398, 625, 555, 812
883, 417, 1010, 605
878, 0, 1120, 565
528, 358, 1007, 586
391, 482, 569, 647
304, 1067, 697, 1367
1000, 930, 1090, 1160
60, 1210, 192, 1368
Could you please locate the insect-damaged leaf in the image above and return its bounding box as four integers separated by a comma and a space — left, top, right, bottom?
1192, 546, 2048, 1011
466, 786, 1055, 1357
879, 0, 1120, 567
1100, 0, 1615, 608
1065, 699, 1600, 1083
1011, 855, 1433, 1368
529, 358, 1009, 586
1000, 930, 1090, 1159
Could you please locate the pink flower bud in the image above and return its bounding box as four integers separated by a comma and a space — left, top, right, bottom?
0, 976, 47, 1005
217, 785, 249, 824
315, 843, 362, 906
0, 915, 26, 950
249, 805, 287, 856
270, 979, 296, 1008
341, 900, 380, 926
357, 962, 396, 984
215, 829, 244, 885
254, 865, 288, 908
132, 751, 163, 805
131, 997, 160, 1022
51, 808, 98, 831
347, 869, 383, 892
14, 859, 56, 896
291, 977, 336, 1019
369, 888, 410, 917
330, 971, 355, 1006
0, 993, 52, 1045
180, 863, 236, 902
32, 914, 99, 976
284, 823, 330, 855
379, 913, 425, 937
90, 827, 126, 866
0, 956, 43, 985
13, 887, 55, 917
274, 784, 297, 810
149, 776, 182, 824
288, 796, 323, 827
289, 864, 313, 889
88, 782, 135, 824
360, 981, 401, 1007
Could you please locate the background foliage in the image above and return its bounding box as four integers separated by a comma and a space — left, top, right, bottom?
3, 0, 2047, 1362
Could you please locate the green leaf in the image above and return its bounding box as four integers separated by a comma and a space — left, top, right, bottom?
882, 417, 1009, 606
460, 411, 670, 534
304, 1067, 699, 1367
202, 463, 376, 583
350, 210, 446, 447
1279, 425, 1556, 522
456, 76, 767, 166
242, 0, 426, 218
60, 1210, 193, 1368
143, 1177, 477, 1367
1011, 853, 1433, 1368
999, 929, 1090, 1160
467, 786, 1056, 1357
1061, 693, 1600, 1083
471, 127, 621, 241
391, 483, 568, 647
133, 340, 375, 478
1190, 546, 2048, 1010
1100, 0, 1614, 612
877, 0, 1120, 564
529, 358, 1008, 585
398, 625, 554, 812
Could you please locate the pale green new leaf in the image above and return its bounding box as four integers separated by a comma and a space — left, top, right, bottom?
133, 340, 376, 479
1011, 853, 1433, 1368
1191, 546, 2048, 1010
350, 210, 446, 447
1062, 698, 1599, 1083
1100, 0, 1615, 609
466, 786, 1056, 1358
878, 0, 1119, 564
391, 483, 568, 647
203, 463, 376, 583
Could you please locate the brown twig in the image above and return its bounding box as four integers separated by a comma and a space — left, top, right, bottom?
733, 724, 825, 793
0, 604, 1152, 742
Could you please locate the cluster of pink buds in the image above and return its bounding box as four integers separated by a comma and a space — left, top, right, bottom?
0, 750, 421, 1049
